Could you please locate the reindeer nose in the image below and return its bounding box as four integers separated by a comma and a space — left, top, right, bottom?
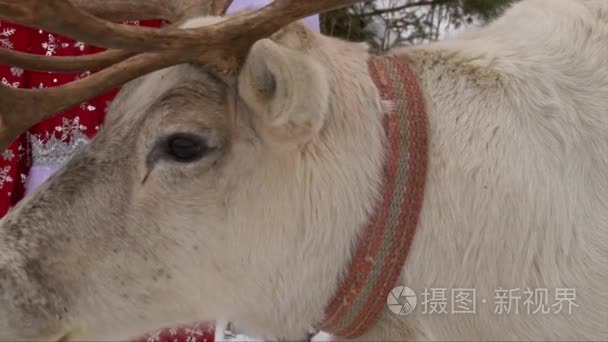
0, 245, 68, 341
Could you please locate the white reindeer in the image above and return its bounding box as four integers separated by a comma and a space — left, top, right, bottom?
0, 0, 606, 341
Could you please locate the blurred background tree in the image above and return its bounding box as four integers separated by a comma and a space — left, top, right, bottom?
320, 0, 517, 52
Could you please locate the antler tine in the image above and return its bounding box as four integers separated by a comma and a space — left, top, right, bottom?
0, 0, 363, 52
0, 0, 208, 52
69, 0, 235, 20
0, 0, 233, 74
0, 0, 224, 24
0, 0, 364, 152
69, 0, 231, 22
208, 0, 235, 16
0, 49, 136, 72
0, 50, 188, 151
0, 42, 242, 151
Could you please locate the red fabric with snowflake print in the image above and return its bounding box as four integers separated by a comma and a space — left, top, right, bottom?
0, 19, 216, 342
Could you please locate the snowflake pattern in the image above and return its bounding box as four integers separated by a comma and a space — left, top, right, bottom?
80, 102, 97, 112
41, 33, 70, 56
74, 41, 86, 51
55, 117, 88, 141
1, 77, 19, 88
10, 66, 23, 77
0, 166, 13, 189
2, 149, 14, 161
143, 323, 214, 342
0, 26, 15, 49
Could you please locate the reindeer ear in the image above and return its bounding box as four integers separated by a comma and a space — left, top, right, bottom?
237, 38, 329, 148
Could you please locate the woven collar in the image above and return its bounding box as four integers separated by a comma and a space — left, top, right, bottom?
317, 55, 429, 338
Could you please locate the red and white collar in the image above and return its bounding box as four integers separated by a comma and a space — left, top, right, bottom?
317, 55, 429, 338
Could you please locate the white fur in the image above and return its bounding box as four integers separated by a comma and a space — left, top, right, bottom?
0, 1, 607, 341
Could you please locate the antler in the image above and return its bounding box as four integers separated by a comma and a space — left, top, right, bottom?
0, 0, 364, 152
69, 0, 220, 21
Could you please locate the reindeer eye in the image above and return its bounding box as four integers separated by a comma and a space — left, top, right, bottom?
165, 133, 208, 162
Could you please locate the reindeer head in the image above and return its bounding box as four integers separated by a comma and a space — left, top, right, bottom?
0, 1, 386, 340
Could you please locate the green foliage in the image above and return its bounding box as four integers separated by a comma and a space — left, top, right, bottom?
320, 0, 517, 51
320, 6, 375, 43
462, 0, 516, 21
